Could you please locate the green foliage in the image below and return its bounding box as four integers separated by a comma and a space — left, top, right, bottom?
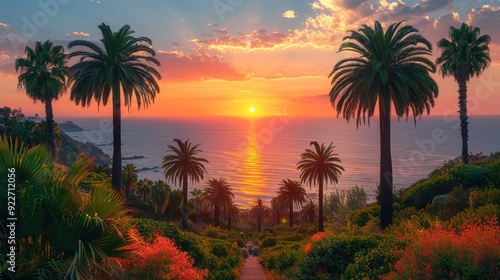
349, 203, 380, 227
133, 218, 243, 280
469, 188, 500, 208
0, 137, 134, 279
261, 237, 278, 249
298, 235, 397, 279
260, 244, 305, 279
449, 164, 491, 189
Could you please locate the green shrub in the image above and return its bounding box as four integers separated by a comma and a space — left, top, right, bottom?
211, 242, 228, 258
449, 164, 491, 189
469, 188, 500, 208
259, 244, 304, 278
261, 237, 278, 249
298, 235, 397, 279
349, 203, 379, 227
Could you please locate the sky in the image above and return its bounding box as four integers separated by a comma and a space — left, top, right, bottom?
0, 0, 499, 118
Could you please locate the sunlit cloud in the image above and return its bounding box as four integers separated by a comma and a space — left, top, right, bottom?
282, 10, 297, 18
0, 22, 10, 30
67, 31, 91, 37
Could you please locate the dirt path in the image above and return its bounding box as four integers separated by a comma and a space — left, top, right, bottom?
240, 255, 268, 280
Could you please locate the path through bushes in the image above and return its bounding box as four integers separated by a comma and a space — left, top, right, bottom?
240, 250, 268, 280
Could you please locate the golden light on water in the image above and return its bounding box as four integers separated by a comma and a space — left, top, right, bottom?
238, 119, 265, 203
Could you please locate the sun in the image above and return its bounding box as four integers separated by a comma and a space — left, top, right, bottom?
249, 107, 255, 113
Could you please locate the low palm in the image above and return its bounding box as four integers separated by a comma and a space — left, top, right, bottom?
163, 139, 208, 230
249, 198, 271, 232
298, 199, 317, 225
203, 178, 234, 228
0, 137, 134, 279
436, 23, 491, 164
122, 163, 138, 198
68, 23, 161, 192
136, 178, 152, 201
329, 21, 438, 229
274, 179, 307, 227
297, 141, 344, 232
15, 40, 68, 158
151, 180, 171, 220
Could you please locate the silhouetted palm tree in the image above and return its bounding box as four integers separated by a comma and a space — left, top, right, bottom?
163, 139, 208, 230
121, 163, 138, 198
271, 196, 286, 225
15, 40, 68, 158
298, 199, 317, 225
151, 180, 170, 220
189, 188, 203, 225
68, 23, 161, 192
136, 178, 152, 202
329, 21, 438, 229
297, 141, 344, 232
226, 202, 240, 231
249, 198, 271, 232
274, 179, 307, 227
436, 23, 491, 164
203, 178, 234, 228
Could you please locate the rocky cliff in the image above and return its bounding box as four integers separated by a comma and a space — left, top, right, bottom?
58, 131, 111, 166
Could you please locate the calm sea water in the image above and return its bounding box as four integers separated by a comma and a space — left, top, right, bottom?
61, 116, 500, 206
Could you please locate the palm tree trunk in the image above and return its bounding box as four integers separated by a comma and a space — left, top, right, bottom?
142, 188, 147, 202
318, 181, 324, 232
214, 201, 220, 227
379, 101, 393, 230
258, 211, 261, 232
289, 200, 294, 228
111, 82, 122, 192
44, 97, 56, 159
182, 174, 188, 231
126, 182, 131, 199
458, 80, 469, 164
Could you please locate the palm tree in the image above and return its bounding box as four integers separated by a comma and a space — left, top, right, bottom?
0, 137, 134, 279
298, 199, 317, 225
122, 163, 138, 198
136, 178, 152, 201
226, 202, 240, 231
249, 198, 271, 232
328, 21, 438, 229
297, 141, 344, 232
189, 188, 203, 225
274, 179, 307, 227
163, 139, 208, 230
68, 23, 161, 192
203, 178, 234, 228
436, 23, 491, 164
271, 196, 286, 225
15, 40, 68, 158
151, 180, 171, 220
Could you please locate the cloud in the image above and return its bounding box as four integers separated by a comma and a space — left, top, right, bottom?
207, 23, 220, 27
156, 50, 246, 82
282, 10, 297, 19
67, 31, 91, 37
0, 23, 10, 30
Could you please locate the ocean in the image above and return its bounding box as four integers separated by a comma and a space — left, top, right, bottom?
60, 115, 500, 206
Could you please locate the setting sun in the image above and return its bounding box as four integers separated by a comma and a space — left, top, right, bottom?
249, 107, 255, 113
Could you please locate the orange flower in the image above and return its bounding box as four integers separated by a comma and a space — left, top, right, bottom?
311, 230, 333, 243
304, 243, 313, 254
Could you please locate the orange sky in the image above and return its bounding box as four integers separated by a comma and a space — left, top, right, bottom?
1, 1, 499, 118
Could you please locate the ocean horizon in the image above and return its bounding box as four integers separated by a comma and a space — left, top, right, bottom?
59, 115, 500, 207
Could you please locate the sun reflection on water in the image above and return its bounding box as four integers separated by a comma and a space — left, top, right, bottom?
237, 119, 266, 203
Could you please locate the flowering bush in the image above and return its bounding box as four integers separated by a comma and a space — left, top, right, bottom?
389, 216, 500, 279
119, 231, 208, 280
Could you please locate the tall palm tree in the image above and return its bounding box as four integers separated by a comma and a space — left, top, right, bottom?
203, 178, 234, 228
163, 139, 208, 230
328, 21, 438, 229
122, 163, 138, 198
249, 198, 271, 232
68, 23, 161, 192
436, 23, 491, 164
151, 180, 171, 220
15, 40, 68, 158
274, 179, 307, 227
297, 141, 344, 232
226, 202, 240, 231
